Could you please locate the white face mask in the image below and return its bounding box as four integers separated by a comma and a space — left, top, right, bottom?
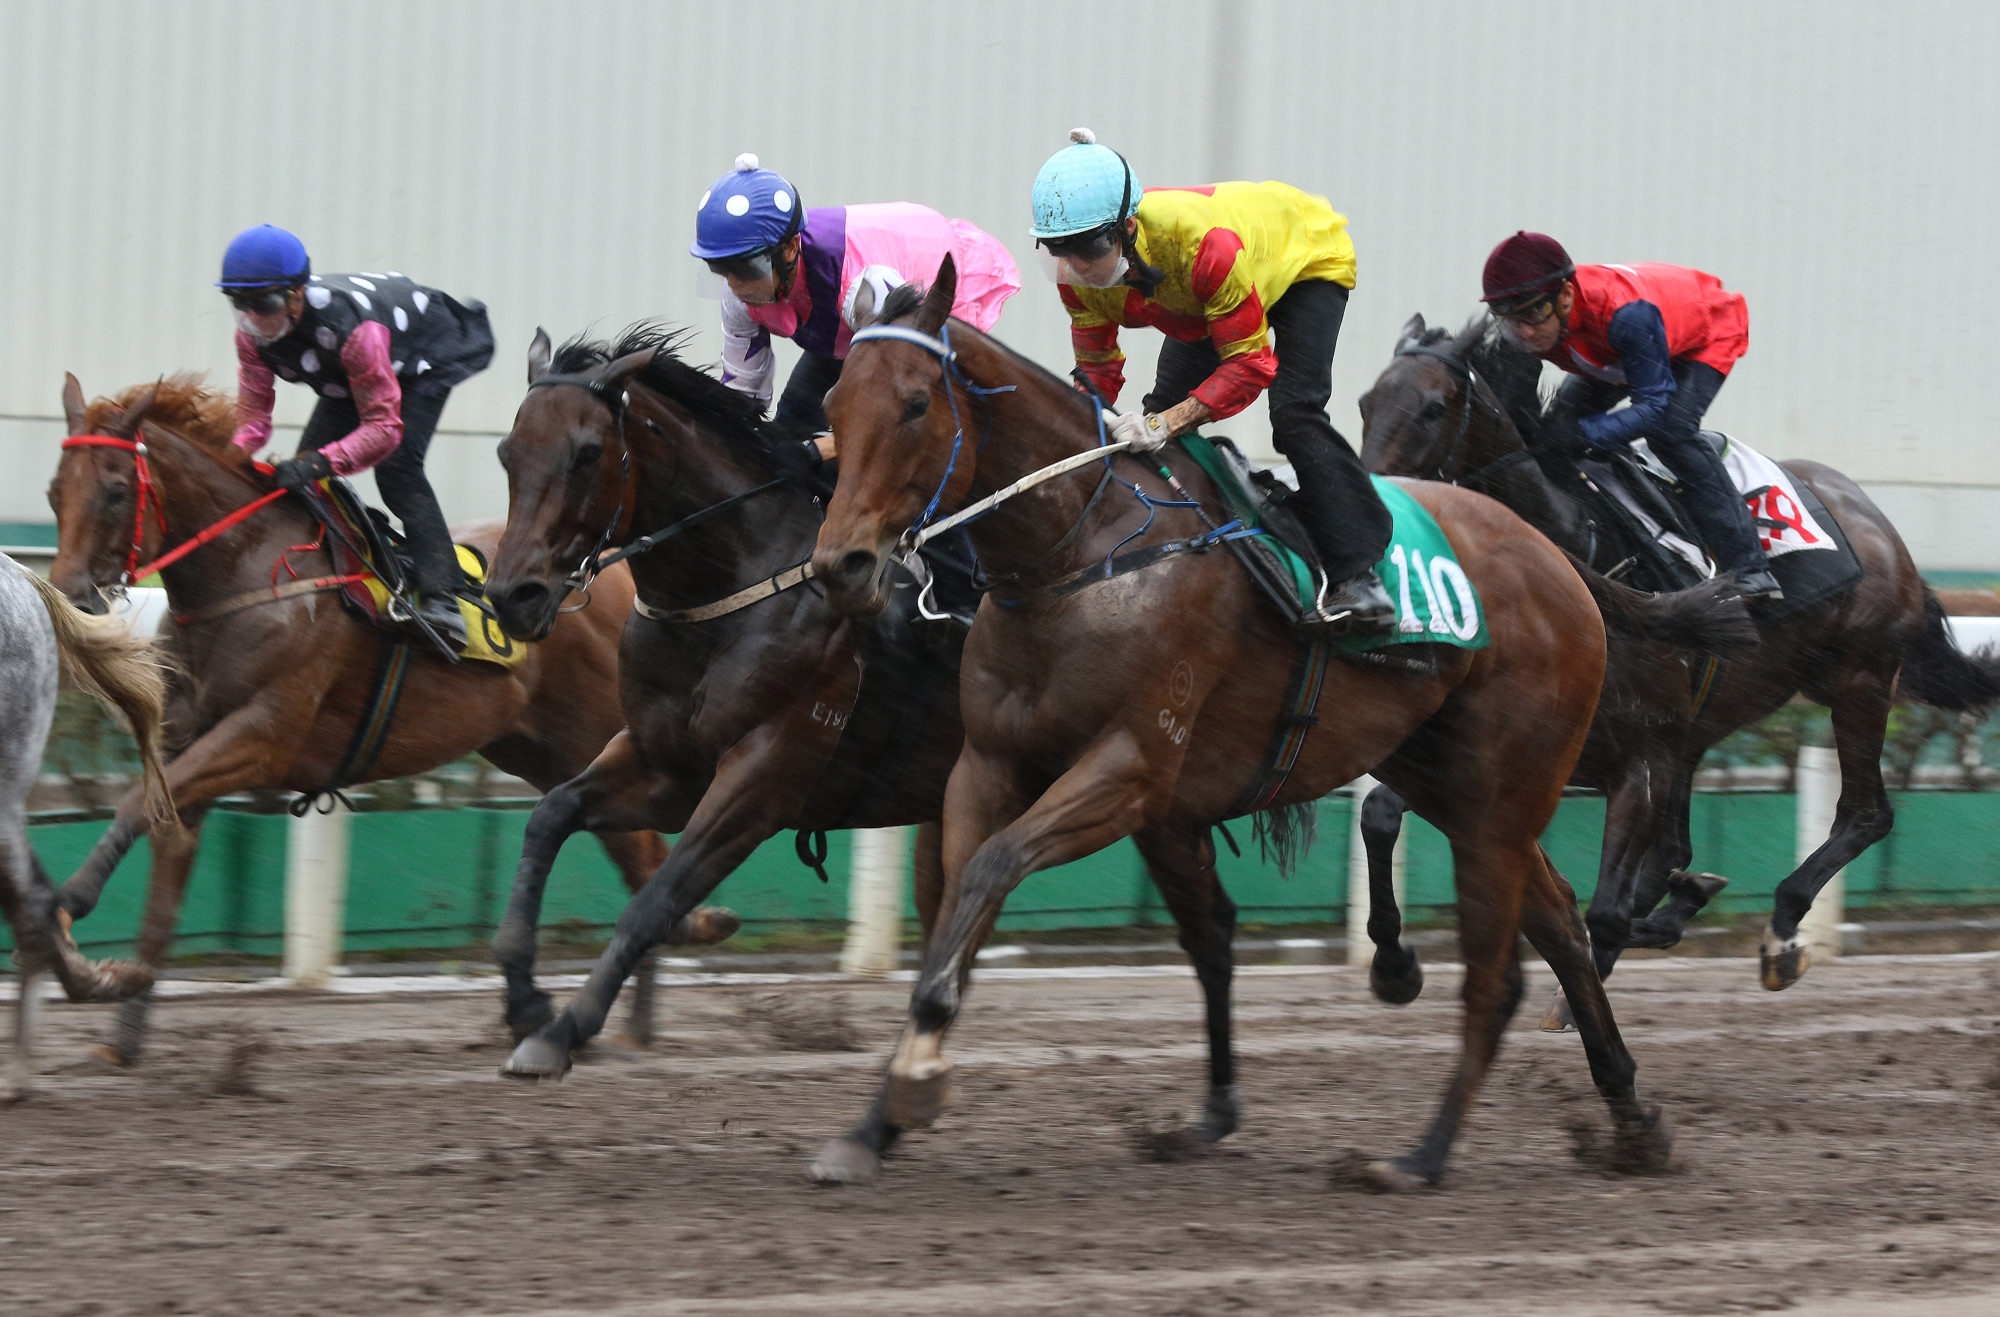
1035, 246, 1129, 288
235, 307, 293, 344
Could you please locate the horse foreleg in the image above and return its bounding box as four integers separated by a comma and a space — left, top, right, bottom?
1538, 754, 1666, 1032
811, 817, 950, 1187
1762, 670, 1896, 990
1134, 823, 1241, 1143
1628, 752, 1725, 950
56, 805, 142, 921
1519, 847, 1670, 1175
99, 812, 207, 1065
1358, 783, 1422, 1005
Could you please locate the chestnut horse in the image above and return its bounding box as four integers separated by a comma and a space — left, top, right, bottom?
43, 374, 735, 1064
807, 261, 1667, 1190
1359, 317, 2000, 1001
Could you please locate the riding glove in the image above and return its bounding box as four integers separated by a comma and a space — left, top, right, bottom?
271, 449, 334, 492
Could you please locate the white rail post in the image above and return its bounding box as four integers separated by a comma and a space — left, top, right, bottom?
841, 826, 908, 977
1795, 745, 1844, 959
1347, 775, 1406, 966
284, 799, 352, 987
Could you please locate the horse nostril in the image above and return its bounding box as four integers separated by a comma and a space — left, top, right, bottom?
833, 550, 877, 592
504, 581, 548, 613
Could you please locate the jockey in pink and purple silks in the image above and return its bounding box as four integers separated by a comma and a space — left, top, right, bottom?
690, 154, 1019, 471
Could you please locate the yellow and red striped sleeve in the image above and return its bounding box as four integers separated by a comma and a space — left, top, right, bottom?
1061, 283, 1127, 404
1187, 226, 1277, 419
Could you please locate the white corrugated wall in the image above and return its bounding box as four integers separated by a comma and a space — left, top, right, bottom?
3, 0, 1995, 561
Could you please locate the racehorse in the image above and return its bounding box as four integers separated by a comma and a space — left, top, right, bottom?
2, 557, 172, 1097
481, 324, 969, 1084
43, 374, 736, 1064
1359, 316, 2000, 1001
806, 259, 1667, 1190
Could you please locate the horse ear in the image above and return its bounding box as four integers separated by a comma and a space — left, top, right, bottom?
116, 381, 162, 438
527, 328, 553, 385
62, 373, 88, 434
915, 252, 957, 334
1396, 313, 1427, 354
600, 346, 657, 390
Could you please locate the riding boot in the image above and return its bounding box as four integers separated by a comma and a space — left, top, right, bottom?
1276, 435, 1397, 636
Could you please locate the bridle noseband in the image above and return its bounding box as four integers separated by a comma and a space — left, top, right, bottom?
1390, 343, 1534, 491
60, 430, 289, 587
524, 372, 637, 601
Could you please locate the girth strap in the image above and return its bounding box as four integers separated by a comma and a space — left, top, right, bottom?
293, 635, 413, 813
1229, 636, 1331, 818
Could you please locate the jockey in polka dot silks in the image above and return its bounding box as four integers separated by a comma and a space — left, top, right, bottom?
690, 154, 1020, 473
219, 224, 495, 650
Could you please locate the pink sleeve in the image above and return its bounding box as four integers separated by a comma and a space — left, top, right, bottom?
230, 333, 277, 451
316, 321, 405, 476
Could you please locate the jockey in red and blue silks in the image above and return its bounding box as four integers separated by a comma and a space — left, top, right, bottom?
219, 224, 495, 648
1482, 231, 1781, 600
690, 154, 1020, 471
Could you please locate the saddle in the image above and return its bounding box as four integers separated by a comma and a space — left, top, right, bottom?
294, 477, 524, 668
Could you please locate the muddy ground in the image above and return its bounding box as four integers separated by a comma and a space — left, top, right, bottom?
4, 954, 2000, 1315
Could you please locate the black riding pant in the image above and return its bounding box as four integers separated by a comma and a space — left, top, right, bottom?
775, 350, 845, 434
1145, 280, 1392, 582
297, 386, 462, 596
1556, 361, 1769, 574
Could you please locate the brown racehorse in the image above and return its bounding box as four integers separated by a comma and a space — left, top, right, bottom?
43, 374, 736, 1064
807, 261, 1667, 1190
1359, 317, 2000, 1002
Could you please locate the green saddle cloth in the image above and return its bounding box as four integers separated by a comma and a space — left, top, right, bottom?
1177, 436, 1489, 655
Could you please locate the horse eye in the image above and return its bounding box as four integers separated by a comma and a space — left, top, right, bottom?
1420, 400, 1447, 423
902, 394, 930, 423
571, 442, 602, 472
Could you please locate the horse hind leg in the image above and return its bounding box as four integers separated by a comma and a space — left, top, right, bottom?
1133, 823, 1241, 1147
1358, 784, 1422, 1005
1762, 670, 1896, 991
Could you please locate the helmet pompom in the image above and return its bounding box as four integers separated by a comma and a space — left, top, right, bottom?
733, 152, 760, 172
1068, 127, 1096, 145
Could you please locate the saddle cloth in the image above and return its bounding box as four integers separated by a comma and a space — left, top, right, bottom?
1178, 435, 1488, 656
1587, 432, 1862, 614
301, 478, 525, 669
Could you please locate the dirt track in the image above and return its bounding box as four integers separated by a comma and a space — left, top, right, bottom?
5, 954, 2000, 1316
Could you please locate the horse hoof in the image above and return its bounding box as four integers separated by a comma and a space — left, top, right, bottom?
1355, 1157, 1434, 1194
1759, 924, 1809, 992
1369, 948, 1424, 1006
1198, 1085, 1241, 1143
1538, 992, 1577, 1033
1612, 1106, 1674, 1176
681, 906, 742, 947
84, 1043, 132, 1069
1670, 869, 1730, 904
808, 1137, 881, 1186
884, 1060, 956, 1130
500, 1034, 573, 1081
504, 994, 557, 1044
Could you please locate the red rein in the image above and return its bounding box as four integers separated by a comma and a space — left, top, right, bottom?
61, 433, 285, 582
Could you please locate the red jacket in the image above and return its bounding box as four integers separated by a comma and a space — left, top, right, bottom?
1549, 263, 1748, 382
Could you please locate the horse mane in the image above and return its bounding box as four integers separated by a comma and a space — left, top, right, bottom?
552, 321, 811, 464
875, 281, 926, 326
84, 375, 246, 458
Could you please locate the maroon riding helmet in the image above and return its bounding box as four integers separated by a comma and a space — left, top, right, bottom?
1481, 231, 1575, 315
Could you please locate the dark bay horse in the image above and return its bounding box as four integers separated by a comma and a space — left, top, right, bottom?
44, 374, 736, 1063
1360, 316, 2000, 1000
807, 260, 1666, 1190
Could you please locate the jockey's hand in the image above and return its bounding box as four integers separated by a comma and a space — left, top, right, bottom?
1107, 410, 1170, 452
271, 450, 334, 492
767, 436, 826, 479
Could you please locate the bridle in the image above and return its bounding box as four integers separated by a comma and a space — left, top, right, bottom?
1389, 343, 1535, 491
60, 430, 287, 586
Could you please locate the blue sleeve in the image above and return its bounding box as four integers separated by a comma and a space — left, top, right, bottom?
1577, 300, 1678, 448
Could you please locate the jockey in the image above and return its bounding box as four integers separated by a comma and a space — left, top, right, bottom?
1481, 231, 1782, 600
690, 154, 1020, 471
218, 224, 496, 650
1030, 129, 1395, 634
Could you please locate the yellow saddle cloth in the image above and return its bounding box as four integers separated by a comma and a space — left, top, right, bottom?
362, 544, 527, 669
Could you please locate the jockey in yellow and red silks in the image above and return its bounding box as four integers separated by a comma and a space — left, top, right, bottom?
1031, 129, 1394, 633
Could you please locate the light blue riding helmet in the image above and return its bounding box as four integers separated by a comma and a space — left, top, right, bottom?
1029, 128, 1141, 240
690, 153, 803, 260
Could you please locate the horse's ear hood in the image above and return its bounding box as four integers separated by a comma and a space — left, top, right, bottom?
527, 328, 553, 385
916, 253, 957, 334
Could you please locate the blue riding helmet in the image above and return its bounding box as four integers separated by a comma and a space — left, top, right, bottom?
216, 224, 311, 288
690, 154, 802, 261
1029, 128, 1141, 240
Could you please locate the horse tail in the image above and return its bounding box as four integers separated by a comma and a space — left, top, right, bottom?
1563, 552, 1759, 655
1252, 800, 1319, 880
1897, 587, 2000, 711
22, 572, 179, 832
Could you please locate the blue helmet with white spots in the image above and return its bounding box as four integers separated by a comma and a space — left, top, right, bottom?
217, 224, 311, 288
690, 154, 802, 260
1029, 128, 1140, 240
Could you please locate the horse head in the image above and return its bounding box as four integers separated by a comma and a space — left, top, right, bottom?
50, 374, 165, 612
813, 252, 971, 616
1360, 314, 1530, 486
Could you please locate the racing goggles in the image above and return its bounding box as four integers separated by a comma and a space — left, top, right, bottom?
1490, 290, 1561, 326
702, 248, 778, 283
1037, 223, 1123, 263
224, 285, 292, 315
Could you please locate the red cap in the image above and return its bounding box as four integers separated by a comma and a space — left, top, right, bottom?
1482, 231, 1574, 305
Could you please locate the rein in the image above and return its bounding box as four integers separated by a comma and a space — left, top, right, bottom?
61, 433, 287, 583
